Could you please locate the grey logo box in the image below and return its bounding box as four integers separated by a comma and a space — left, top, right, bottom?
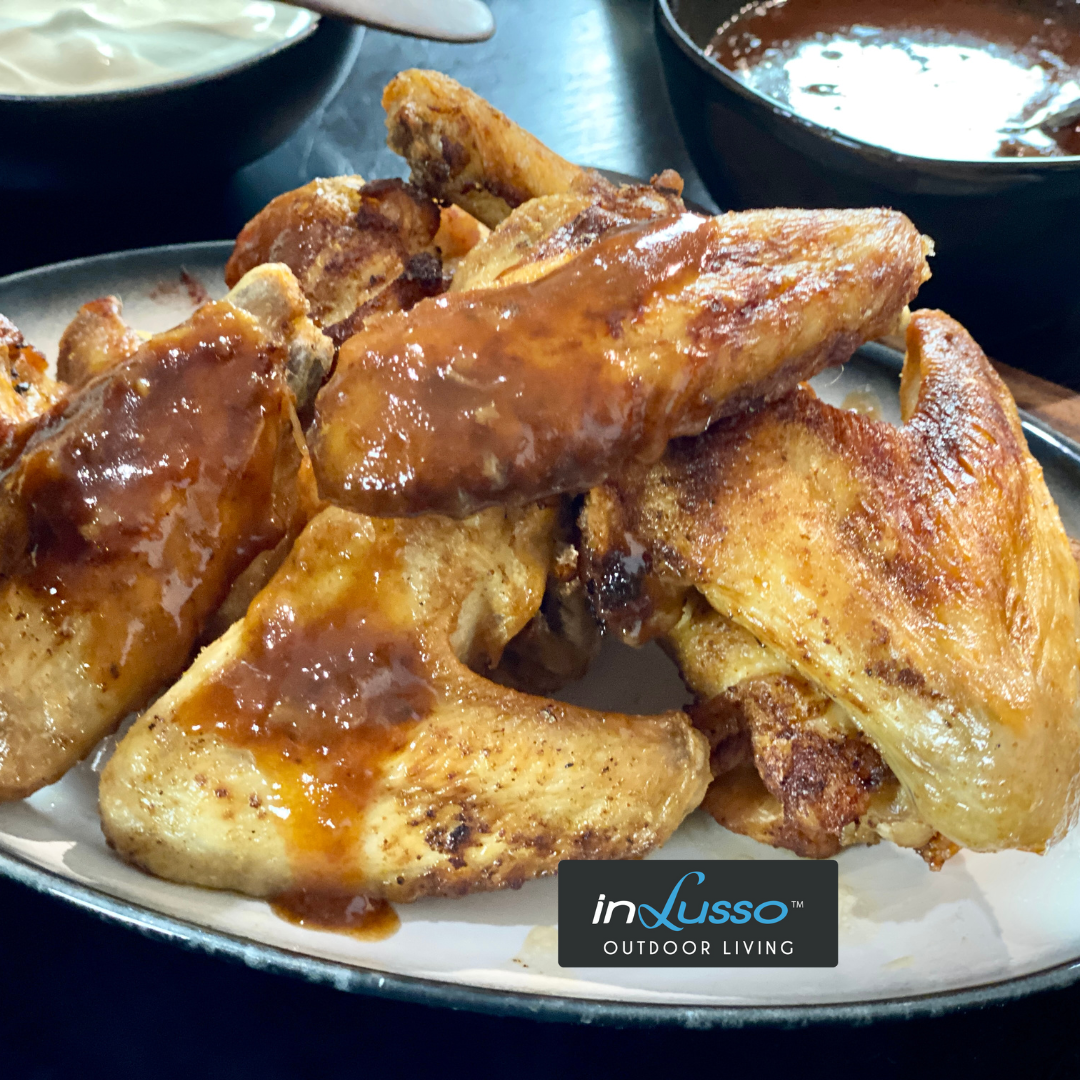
558, 859, 838, 968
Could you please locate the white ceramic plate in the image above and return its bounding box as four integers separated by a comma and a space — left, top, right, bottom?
2, 242, 1080, 1028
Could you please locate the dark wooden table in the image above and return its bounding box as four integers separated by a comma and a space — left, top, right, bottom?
2, 3, 1080, 1076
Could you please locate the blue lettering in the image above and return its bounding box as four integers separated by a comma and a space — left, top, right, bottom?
708, 900, 730, 924
678, 900, 708, 925
638, 871, 704, 932
754, 900, 789, 924
731, 900, 753, 924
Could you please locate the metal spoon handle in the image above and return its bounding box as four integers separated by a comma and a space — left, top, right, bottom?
295, 0, 495, 42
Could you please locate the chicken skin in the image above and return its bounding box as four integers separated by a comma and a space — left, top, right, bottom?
100, 504, 709, 902
56, 295, 143, 388
312, 206, 930, 518
225, 175, 447, 347
0, 265, 332, 800
0, 315, 67, 470
581, 310, 1080, 856
665, 598, 948, 863
383, 68, 617, 229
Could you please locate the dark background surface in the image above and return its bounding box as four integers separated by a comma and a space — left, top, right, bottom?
2, 1, 1079, 1075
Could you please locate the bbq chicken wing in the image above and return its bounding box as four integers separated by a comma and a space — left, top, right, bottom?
225, 176, 447, 346
312, 206, 930, 518
0, 264, 332, 800
99, 504, 709, 902
581, 310, 1080, 856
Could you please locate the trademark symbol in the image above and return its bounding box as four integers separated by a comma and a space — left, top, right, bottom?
790, 900, 804, 908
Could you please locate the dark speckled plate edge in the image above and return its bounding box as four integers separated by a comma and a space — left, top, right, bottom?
2, 242, 1080, 1029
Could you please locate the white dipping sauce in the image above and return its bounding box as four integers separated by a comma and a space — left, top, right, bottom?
0, 1, 316, 96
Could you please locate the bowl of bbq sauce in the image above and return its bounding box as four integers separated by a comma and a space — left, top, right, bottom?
656, 0, 1080, 384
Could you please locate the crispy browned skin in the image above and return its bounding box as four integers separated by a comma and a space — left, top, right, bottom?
561, 564, 941, 862
581, 310, 1080, 854
0, 265, 332, 800
433, 203, 490, 273
448, 181, 685, 293
494, 497, 601, 694
225, 176, 445, 346
312, 207, 930, 518
100, 505, 709, 902
383, 69, 615, 228
666, 600, 943, 861
0, 315, 67, 470
56, 296, 142, 388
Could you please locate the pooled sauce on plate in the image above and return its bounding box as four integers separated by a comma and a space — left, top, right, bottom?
705, 0, 1080, 159
271, 890, 401, 940
0, 1, 315, 96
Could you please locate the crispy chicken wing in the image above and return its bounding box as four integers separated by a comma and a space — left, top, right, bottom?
56, 296, 143, 388
0, 265, 332, 800
99, 504, 709, 902
581, 310, 1080, 855
0, 315, 67, 469
666, 598, 946, 863
384, 69, 616, 228
225, 176, 446, 346
312, 206, 930, 518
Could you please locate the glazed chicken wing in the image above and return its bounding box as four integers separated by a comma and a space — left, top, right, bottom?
99, 504, 709, 902
581, 310, 1080, 856
0, 264, 332, 800
312, 206, 930, 517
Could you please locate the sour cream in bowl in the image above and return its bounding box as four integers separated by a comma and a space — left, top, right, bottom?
0, 1, 318, 97
0, 1, 358, 191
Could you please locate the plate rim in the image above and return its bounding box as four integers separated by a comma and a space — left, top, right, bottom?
3, 241, 1080, 1029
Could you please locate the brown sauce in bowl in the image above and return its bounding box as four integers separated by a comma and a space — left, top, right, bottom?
706, 0, 1080, 159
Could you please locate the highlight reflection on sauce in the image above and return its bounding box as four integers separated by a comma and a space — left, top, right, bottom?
706, 0, 1080, 159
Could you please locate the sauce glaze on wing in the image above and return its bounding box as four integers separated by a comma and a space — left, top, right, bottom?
100, 505, 710, 902
0, 266, 331, 800
312, 207, 930, 517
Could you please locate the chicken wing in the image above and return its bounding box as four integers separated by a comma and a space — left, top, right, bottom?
665, 597, 946, 863
0, 315, 66, 469
581, 310, 1080, 855
384, 69, 616, 228
99, 504, 709, 902
0, 264, 332, 800
312, 206, 930, 518
56, 296, 143, 388
225, 176, 446, 346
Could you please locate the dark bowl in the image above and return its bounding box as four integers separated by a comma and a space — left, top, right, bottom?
0, 15, 359, 195
655, 0, 1080, 386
